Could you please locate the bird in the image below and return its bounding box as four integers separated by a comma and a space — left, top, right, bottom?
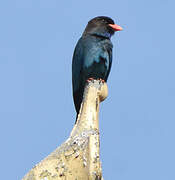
72, 16, 122, 121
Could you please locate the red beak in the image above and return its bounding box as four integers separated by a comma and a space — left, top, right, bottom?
109, 24, 123, 31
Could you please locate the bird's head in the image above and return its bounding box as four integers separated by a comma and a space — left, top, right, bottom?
83, 16, 122, 38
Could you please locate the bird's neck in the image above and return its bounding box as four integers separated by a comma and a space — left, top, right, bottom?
83, 29, 112, 39
91, 32, 111, 39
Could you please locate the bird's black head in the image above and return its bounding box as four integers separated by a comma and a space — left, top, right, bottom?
83, 16, 122, 38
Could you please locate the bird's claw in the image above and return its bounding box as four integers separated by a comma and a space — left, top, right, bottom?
98, 78, 105, 83
86, 78, 105, 84
86, 77, 95, 83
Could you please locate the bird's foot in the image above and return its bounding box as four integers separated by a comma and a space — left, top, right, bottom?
96, 78, 105, 84
98, 78, 105, 83
86, 77, 95, 83
86, 78, 105, 84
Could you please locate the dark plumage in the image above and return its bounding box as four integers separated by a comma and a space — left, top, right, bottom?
72, 16, 122, 120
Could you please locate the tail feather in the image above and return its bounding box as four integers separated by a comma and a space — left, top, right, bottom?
73, 88, 84, 123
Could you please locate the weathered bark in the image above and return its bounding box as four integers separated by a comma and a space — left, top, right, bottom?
22, 80, 108, 180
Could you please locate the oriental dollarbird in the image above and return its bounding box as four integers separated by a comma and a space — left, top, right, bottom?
72, 16, 122, 120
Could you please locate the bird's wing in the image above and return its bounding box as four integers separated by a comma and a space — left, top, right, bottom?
82, 39, 113, 81
72, 38, 84, 93
104, 43, 112, 81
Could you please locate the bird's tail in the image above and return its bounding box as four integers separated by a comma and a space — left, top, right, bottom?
75, 113, 78, 124
73, 89, 83, 124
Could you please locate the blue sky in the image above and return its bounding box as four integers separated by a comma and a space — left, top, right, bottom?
0, 0, 175, 179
